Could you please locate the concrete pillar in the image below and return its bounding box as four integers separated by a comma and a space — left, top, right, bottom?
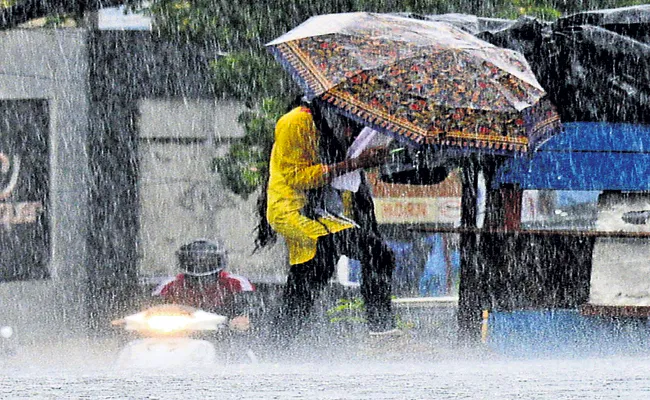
0, 29, 90, 343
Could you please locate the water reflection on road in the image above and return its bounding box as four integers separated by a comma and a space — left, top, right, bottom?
1, 339, 650, 399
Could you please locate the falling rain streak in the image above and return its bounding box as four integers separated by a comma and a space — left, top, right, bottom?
0, 1, 649, 399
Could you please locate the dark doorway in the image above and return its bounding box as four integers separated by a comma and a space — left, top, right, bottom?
0, 99, 50, 281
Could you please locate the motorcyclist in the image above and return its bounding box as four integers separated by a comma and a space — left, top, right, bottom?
152, 239, 255, 332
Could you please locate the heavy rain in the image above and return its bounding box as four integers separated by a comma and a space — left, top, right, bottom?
1, 1, 650, 399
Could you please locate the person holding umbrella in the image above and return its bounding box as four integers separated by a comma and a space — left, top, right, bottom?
258, 97, 400, 341
261, 12, 562, 345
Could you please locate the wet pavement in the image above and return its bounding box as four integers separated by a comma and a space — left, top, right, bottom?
1, 336, 650, 399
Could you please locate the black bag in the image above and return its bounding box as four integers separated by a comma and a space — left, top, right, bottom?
302, 186, 345, 221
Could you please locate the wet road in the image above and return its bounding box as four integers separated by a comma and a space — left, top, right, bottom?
1, 340, 650, 399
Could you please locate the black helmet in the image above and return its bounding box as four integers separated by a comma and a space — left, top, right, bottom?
176, 239, 227, 277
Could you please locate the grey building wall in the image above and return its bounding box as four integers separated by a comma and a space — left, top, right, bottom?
137, 98, 288, 284
87, 31, 288, 325
0, 29, 90, 342
86, 31, 224, 325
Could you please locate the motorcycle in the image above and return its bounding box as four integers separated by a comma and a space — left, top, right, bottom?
112, 304, 239, 369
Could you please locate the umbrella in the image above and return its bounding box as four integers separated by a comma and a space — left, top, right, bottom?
267, 12, 561, 153
555, 4, 650, 29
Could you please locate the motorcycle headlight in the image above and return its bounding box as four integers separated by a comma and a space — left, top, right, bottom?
0, 326, 13, 339
146, 315, 192, 333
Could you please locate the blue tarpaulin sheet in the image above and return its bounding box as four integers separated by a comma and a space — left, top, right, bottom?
487, 310, 650, 358
496, 122, 650, 191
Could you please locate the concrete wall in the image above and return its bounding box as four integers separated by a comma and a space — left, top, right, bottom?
86, 31, 290, 322
0, 29, 90, 342
590, 192, 650, 306
137, 98, 288, 284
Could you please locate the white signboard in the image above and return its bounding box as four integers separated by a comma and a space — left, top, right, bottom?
373, 197, 461, 225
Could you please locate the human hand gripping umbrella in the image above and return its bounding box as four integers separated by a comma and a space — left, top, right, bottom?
266, 12, 561, 155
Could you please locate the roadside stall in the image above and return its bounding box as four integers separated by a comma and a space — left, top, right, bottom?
478, 121, 650, 357
395, 5, 650, 346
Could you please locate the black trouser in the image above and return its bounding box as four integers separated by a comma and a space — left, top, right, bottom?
278, 228, 395, 338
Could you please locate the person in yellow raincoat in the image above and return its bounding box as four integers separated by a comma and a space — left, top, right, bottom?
260, 98, 398, 339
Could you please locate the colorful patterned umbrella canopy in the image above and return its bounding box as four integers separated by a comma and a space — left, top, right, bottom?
267, 12, 561, 153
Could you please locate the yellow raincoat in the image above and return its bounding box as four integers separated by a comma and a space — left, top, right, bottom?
266, 106, 354, 265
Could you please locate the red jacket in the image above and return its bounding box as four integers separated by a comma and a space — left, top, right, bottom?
153, 271, 255, 317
